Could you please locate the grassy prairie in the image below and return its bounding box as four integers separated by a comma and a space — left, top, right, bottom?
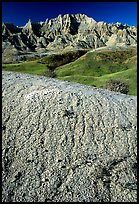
2, 47, 137, 96
2, 61, 46, 76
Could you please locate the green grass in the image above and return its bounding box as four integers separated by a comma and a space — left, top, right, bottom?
2, 60, 47, 76
37, 49, 88, 68
55, 48, 137, 95
57, 67, 136, 95
2, 47, 137, 96
56, 49, 136, 77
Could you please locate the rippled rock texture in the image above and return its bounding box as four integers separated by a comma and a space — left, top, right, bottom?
2, 71, 137, 202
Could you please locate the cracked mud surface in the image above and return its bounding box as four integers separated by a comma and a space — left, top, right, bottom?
2, 71, 137, 202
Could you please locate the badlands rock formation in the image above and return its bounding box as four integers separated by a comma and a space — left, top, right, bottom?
2, 71, 137, 202
2, 14, 137, 62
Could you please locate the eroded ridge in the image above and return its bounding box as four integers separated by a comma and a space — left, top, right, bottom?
2, 71, 137, 202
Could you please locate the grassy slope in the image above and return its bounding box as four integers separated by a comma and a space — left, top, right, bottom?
2, 48, 137, 96
37, 50, 88, 68
56, 48, 136, 77
2, 50, 88, 75
58, 68, 136, 95
56, 48, 137, 95
2, 61, 46, 76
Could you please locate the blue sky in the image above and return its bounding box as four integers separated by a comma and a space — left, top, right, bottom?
2, 2, 137, 26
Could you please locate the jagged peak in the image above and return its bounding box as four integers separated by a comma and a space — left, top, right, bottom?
2, 14, 136, 29
28, 19, 33, 24
38, 21, 45, 26
44, 13, 96, 24
2, 22, 6, 26
2, 13, 137, 59
24, 19, 37, 28
61, 13, 96, 22
74, 13, 95, 20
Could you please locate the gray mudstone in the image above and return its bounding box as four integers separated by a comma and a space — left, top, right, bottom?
2, 71, 137, 202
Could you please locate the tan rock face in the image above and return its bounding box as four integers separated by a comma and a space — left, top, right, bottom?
2, 71, 137, 202
2, 14, 137, 62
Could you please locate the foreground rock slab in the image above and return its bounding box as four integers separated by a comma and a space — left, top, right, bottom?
2, 71, 137, 202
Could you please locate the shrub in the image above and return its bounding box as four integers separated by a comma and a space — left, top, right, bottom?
39, 50, 88, 68
44, 65, 56, 78
105, 79, 129, 94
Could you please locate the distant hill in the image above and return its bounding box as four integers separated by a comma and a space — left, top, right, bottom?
2, 13, 137, 63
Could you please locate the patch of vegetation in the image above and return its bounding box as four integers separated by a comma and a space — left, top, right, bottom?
38, 50, 88, 69
55, 47, 137, 95
25, 55, 40, 61
56, 48, 136, 78
2, 60, 46, 76
95, 48, 137, 63
2, 47, 137, 96
105, 79, 129, 94
44, 66, 56, 78
57, 67, 136, 96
